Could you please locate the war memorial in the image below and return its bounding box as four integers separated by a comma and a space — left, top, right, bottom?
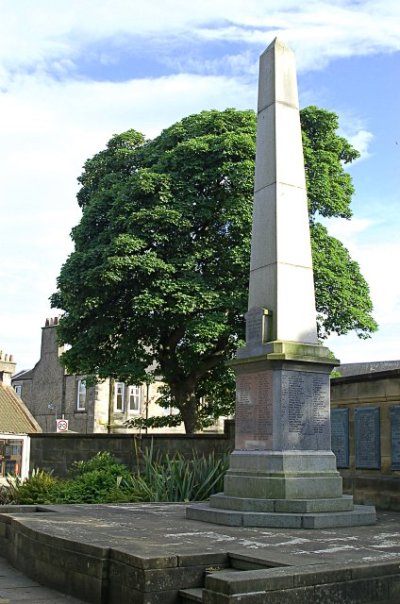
186, 38, 375, 530
1, 39, 400, 604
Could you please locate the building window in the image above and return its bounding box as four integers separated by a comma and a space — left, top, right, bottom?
0, 439, 23, 478
14, 384, 22, 396
76, 379, 86, 411
114, 382, 125, 412
128, 385, 141, 413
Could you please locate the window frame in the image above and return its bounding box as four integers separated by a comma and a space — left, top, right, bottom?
76, 379, 87, 411
114, 382, 125, 412
128, 385, 141, 414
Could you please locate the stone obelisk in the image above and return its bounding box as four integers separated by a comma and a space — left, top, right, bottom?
187, 38, 375, 528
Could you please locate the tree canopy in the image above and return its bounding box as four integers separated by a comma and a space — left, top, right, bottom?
51, 106, 377, 433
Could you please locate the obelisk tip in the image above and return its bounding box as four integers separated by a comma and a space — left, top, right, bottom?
265, 37, 292, 54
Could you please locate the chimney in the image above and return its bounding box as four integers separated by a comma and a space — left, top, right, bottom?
0, 350, 17, 385
41, 316, 63, 357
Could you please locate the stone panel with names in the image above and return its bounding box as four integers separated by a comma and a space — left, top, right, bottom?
280, 370, 330, 450
390, 406, 400, 470
235, 369, 273, 449
245, 307, 268, 345
355, 407, 381, 469
331, 408, 349, 468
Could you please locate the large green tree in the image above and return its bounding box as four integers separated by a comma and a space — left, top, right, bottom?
51, 107, 377, 433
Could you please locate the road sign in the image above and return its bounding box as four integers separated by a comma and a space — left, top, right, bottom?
56, 419, 69, 433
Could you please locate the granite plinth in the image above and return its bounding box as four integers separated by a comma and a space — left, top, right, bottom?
223, 451, 343, 500
186, 502, 376, 529
185, 448, 377, 528
210, 493, 354, 513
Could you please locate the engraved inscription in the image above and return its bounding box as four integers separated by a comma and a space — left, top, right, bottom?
286, 373, 305, 432
245, 307, 268, 345
235, 370, 273, 449
390, 406, 400, 470
355, 407, 380, 469
280, 370, 330, 450
246, 315, 262, 343
331, 408, 349, 468
311, 374, 328, 434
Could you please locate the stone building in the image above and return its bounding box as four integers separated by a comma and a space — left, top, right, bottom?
0, 350, 41, 481
11, 318, 181, 434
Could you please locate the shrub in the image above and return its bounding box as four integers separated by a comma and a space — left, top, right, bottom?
0, 483, 14, 505
68, 451, 129, 479
1, 449, 229, 505
58, 451, 131, 503
7, 469, 61, 505
120, 446, 229, 502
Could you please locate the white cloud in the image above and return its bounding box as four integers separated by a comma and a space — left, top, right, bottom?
1, 1, 400, 82
324, 217, 378, 243
1, 0, 400, 369
346, 129, 374, 160
324, 216, 400, 357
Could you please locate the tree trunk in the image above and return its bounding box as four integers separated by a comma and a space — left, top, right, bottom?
180, 401, 198, 434
170, 382, 198, 434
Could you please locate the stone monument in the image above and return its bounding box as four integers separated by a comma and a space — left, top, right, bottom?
187, 38, 376, 528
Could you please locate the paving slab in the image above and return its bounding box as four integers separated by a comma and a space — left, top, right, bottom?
0, 555, 85, 603
2, 503, 397, 565
0, 504, 400, 603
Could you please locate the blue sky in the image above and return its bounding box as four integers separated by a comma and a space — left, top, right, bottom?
0, 0, 399, 370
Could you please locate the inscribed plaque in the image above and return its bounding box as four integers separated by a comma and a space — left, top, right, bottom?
355, 407, 380, 469
280, 370, 330, 450
235, 369, 273, 450
245, 307, 269, 346
390, 406, 400, 470
331, 408, 349, 468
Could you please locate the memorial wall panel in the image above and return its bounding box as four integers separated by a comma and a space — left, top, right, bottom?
331, 408, 349, 468
355, 407, 380, 469
390, 406, 400, 471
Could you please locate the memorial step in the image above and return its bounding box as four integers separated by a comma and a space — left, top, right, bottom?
179, 587, 203, 603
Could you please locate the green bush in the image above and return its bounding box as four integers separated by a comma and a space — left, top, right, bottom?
0, 483, 14, 505
1, 449, 229, 506
68, 451, 129, 479
121, 446, 229, 502
7, 469, 61, 505
58, 451, 131, 503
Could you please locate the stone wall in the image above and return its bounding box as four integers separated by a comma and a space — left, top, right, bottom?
29, 420, 235, 477
331, 369, 400, 511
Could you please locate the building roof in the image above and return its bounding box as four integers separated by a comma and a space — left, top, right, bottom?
0, 382, 41, 434
338, 360, 400, 378
12, 368, 34, 381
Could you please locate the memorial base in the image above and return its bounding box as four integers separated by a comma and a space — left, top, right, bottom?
186, 449, 377, 528
187, 347, 376, 529
223, 450, 343, 500
186, 501, 376, 529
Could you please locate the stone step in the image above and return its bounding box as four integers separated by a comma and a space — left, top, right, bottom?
179, 587, 203, 603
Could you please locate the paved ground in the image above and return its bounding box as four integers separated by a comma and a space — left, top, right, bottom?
3, 503, 400, 567
0, 556, 86, 604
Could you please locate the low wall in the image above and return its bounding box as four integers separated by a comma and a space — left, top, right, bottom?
29, 420, 235, 477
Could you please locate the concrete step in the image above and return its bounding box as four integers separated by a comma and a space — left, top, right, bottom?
179, 587, 203, 603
